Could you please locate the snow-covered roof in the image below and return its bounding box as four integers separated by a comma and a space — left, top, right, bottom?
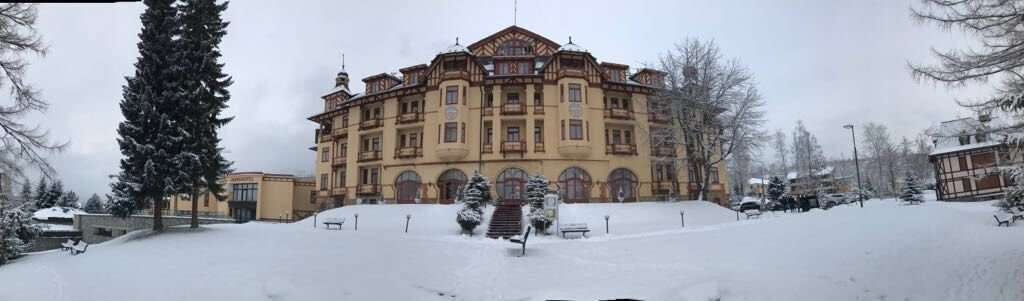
440, 42, 471, 55
323, 84, 350, 98
748, 178, 767, 185
929, 140, 1001, 156
815, 166, 834, 176
786, 172, 798, 180
33, 207, 85, 221
558, 41, 587, 53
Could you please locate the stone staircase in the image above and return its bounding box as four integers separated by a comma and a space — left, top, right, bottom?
485, 205, 523, 239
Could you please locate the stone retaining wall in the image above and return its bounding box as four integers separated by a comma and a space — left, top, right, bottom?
74, 214, 235, 244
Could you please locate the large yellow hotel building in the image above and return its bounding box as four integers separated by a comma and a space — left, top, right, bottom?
309, 26, 729, 207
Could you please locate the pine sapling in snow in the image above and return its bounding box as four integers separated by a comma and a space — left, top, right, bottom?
456, 171, 490, 235
898, 169, 924, 205
995, 165, 1023, 213
525, 172, 551, 233
0, 199, 39, 265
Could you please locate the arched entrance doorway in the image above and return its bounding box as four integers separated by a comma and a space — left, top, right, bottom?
496, 168, 527, 205
608, 168, 638, 202
558, 167, 592, 203
394, 171, 421, 204
437, 169, 466, 204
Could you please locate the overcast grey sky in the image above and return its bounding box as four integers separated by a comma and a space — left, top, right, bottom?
24, 0, 993, 198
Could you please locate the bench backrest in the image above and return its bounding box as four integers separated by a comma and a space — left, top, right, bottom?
560, 223, 588, 230
73, 242, 88, 250
324, 217, 345, 223
521, 226, 531, 243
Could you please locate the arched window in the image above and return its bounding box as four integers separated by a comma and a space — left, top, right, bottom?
496, 168, 527, 204
437, 169, 467, 204
558, 167, 591, 203
608, 168, 638, 202
497, 39, 533, 56
394, 171, 421, 204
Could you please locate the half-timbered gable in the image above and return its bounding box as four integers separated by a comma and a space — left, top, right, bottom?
538, 51, 604, 85
424, 52, 487, 88
362, 73, 402, 94
399, 64, 428, 86
467, 26, 560, 57
600, 62, 629, 83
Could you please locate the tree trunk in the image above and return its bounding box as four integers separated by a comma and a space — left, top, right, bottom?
152, 194, 164, 231
190, 191, 198, 228
702, 165, 713, 204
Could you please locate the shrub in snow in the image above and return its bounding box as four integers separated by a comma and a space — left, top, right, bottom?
463, 170, 492, 206
898, 169, 924, 205
995, 166, 1024, 213
456, 171, 490, 235
83, 193, 107, 214
850, 186, 873, 203
525, 173, 551, 233
0, 201, 39, 265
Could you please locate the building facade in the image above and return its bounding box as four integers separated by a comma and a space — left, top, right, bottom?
309, 26, 729, 207
162, 172, 318, 222
929, 116, 1019, 201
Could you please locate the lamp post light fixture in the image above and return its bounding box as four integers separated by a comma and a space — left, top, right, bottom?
354, 213, 359, 231
680, 210, 685, 228
843, 124, 864, 208
405, 214, 411, 233
604, 215, 610, 234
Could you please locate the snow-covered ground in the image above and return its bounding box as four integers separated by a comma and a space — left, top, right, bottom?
1, 200, 1021, 300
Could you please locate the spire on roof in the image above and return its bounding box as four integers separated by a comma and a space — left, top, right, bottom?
441, 37, 472, 54
558, 36, 587, 52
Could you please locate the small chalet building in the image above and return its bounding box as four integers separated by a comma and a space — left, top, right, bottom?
929, 115, 1018, 201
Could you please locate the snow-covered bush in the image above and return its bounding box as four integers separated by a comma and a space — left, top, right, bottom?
83, 194, 106, 214
525, 173, 551, 233
464, 170, 492, 206
0, 201, 39, 265
851, 186, 873, 203
995, 165, 1024, 213
456, 171, 491, 235
898, 169, 924, 205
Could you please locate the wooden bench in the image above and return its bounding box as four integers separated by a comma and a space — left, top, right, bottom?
71, 241, 89, 255
60, 239, 77, 251
559, 223, 590, 238
322, 217, 346, 230
995, 215, 1012, 227
744, 210, 763, 219
509, 226, 531, 256
1012, 208, 1024, 223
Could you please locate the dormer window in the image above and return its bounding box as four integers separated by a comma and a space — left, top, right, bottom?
561, 58, 584, 69
405, 72, 419, 85
608, 70, 622, 81
443, 59, 466, 71
958, 135, 970, 145
495, 60, 532, 75
976, 134, 987, 143
366, 81, 379, 93
497, 39, 533, 56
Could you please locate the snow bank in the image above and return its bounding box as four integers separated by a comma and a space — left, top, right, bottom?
32, 207, 84, 221
552, 201, 738, 237
291, 204, 495, 236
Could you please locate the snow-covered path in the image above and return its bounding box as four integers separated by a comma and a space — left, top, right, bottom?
1, 200, 1021, 300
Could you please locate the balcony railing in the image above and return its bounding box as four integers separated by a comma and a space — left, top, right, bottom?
332, 127, 348, 137
358, 150, 381, 162
533, 105, 544, 114
396, 112, 423, 124
356, 184, 380, 195
394, 147, 423, 158
604, 108, 634, 120
651, 181, 678, 192
501, 103, 525, 115
359, 119, 382, 130
483, 107, 494, 116
442, 70, 470, 81
483, 144, 493, 153
501, 141, 526, 153
605, 144, 637, 155
331, 155, 347, 167
534, 142, 544, 152
651, 146, 676, 157
330, 187, 346, 197
648, 112, 669, 124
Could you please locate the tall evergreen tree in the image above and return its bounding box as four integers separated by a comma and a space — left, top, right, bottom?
83, 193, 106, 214
58, 191, 79, 209
17, 181, 32, 207
767, 176, 786, 203
32, 177, 48, 209
177, 0, 233, 228
456, 171, 489, 235
898, 169, 924, 205
110, 0, 182, 230
525, 172, 551, 233
47, 180, 64, 207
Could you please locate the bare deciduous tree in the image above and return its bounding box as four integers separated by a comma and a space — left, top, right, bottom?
861, 122, 897, 196
648, 38, 767, 201
0, 4, 65, 185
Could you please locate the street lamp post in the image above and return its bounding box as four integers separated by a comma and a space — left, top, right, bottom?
843, 124, 863, 208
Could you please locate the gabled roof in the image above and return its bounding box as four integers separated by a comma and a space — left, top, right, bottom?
362, 72, 401, 83
467, 25, 561, 54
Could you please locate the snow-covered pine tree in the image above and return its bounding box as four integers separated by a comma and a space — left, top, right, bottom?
767, 176, 786, 203
898, 169, 924, 205
851, 186, 873, 203
32, 177, 49, 209
177, 0, 234, 228
111, 0, 182, 230
47, 180, 64, 207
58, 191, 79, 209
525, 172, 551, 233
16, 181, 32, 208
0, 197, 39, 265
455, 177, 486, 235
83, 193, 106, 214
463, 170, 492, 205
